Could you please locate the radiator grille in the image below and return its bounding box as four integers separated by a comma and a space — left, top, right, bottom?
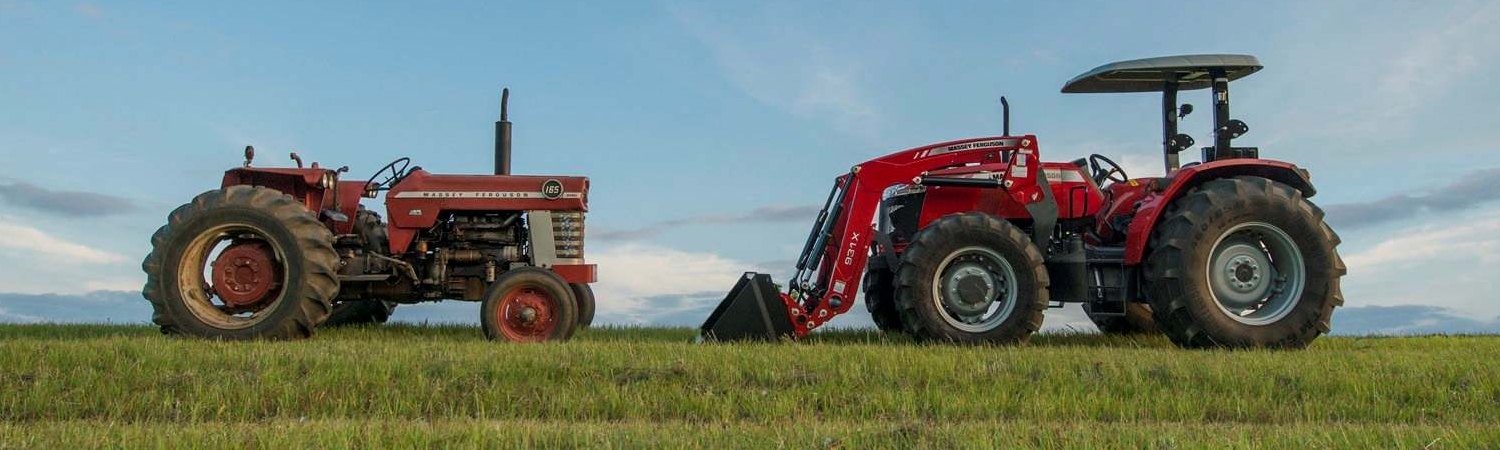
553, 211, 584, 259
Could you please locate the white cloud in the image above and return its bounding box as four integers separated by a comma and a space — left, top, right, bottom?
0, 218, 128, 264
1341, 207, 1500, 317
588, 242, 757, 323
1345, 221, 1500, 270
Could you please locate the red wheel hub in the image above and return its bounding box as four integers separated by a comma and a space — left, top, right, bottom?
211, 241, 282, 310
497, 286, 557, 342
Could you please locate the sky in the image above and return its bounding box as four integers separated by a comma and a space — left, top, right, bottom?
2, 0, 1499, 334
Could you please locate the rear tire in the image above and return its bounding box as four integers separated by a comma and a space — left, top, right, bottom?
1144, 176, 1344, 349
323, 300, 398, 327
141, 186, 339, 340
863, 256, 904, 333
893, 212, 1048, 344
1083, 302, 1157, 334
571, 283, 596, 329
481, 267, 579, 342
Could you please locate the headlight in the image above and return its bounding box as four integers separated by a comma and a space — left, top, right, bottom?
884, 184, 926, 198
320, 172, 336, 189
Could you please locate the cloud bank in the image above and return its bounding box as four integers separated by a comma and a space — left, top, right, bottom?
0, 219, 129, 264
1324, 167, 1500, 230
0, 181, 139, 217
593, 204, 818, 241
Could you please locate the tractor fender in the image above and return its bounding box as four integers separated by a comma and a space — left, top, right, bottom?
219, 166, 336, 216
1122, 159, 1315, 265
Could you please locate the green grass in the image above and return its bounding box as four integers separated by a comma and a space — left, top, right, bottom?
2, 324, 1497, 448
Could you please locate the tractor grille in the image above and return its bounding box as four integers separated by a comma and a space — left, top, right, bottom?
553, 211, 585, 259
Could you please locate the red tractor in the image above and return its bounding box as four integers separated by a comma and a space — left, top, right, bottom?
703, 55, 1345, 348
142, 90, 597, 342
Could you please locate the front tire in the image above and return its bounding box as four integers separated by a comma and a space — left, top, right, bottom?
894, 212, 1048, 344
1144, 176, 1345, 349
571, 283, 596, 329
141, 186, 339, 340
863, 255, 904, 333
481, 267, 579, 342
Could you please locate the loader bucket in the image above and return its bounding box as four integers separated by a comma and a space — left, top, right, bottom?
699, 272, 796, 341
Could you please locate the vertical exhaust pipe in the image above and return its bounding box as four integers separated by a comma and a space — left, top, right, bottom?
1000, 96, 1010, 137
495, 88, 512, 175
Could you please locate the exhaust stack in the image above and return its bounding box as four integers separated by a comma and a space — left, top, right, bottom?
1001, 96, 1010, 136
495, 88, 512, 175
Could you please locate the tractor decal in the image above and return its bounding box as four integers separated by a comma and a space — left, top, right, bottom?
392, 191, 583, 199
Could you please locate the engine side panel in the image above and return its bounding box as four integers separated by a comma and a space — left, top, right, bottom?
907, 162, 1103, 236
384, 169, 590, 253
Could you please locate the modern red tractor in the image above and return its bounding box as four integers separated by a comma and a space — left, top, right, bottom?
142, 90, 597, 342
702, 55, 1345, 348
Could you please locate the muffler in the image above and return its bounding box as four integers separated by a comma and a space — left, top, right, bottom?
699, 272, 796, 341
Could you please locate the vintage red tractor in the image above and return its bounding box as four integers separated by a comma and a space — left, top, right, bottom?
703, 54, 1346, 348
142, 90, 597, 341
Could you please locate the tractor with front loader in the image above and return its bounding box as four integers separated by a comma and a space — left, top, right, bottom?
702, 54, 1345, 348
142, 90, 597, 342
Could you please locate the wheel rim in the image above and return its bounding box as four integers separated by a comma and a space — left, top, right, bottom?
931, 246, 1017, 333
496, 285, 558, 342
176, 224, 288, 329
1206, 222, 1306, 325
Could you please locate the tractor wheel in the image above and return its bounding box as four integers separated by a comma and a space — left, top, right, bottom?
141, 186, 339, 340
1083, 302, 1157, 334
1144, 176, 1345, 349
480, 267, 579, 342
863, 256, 904, 333
893, 212, 1048, 344
571, 283, 596, 329
322, 300, 398, 327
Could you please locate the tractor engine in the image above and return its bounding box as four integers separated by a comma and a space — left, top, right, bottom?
336, 208, 583, 303
410, 212, 526, 300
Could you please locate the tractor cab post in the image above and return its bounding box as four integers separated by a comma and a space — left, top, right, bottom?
1061, 54, 1264, 173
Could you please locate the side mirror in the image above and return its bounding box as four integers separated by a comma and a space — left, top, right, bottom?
1178, 104, 1194, 118
1224, 119, 1249, 139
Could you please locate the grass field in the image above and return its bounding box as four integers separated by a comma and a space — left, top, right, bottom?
1, 324, 1497, 448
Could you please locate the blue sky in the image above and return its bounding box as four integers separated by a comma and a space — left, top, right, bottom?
2, 0, 1499, 334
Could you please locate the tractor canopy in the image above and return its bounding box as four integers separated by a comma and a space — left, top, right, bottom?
1061, 54, 1261, 93
1060, 54, 1264, 172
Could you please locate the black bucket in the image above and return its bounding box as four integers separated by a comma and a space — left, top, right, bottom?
699, 272, 796, 341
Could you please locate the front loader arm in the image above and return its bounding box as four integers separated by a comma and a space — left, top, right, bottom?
778, 136, 1046, 335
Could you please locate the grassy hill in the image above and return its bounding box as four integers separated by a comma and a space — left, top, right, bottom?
1, 324, 1496, 448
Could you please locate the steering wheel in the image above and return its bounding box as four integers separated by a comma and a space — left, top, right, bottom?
365, 157, 412, 192
1087, 154, 1129, 186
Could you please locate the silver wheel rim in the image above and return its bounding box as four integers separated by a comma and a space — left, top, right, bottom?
931, 246, 1017, 333
1206, 222, 1305, 325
